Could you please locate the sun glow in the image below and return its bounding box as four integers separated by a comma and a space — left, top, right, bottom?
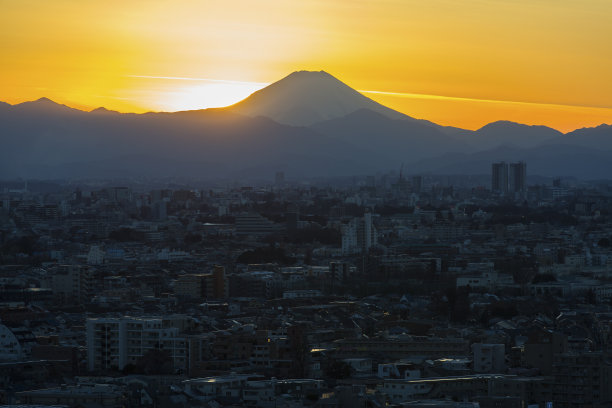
156, 82, 266, 112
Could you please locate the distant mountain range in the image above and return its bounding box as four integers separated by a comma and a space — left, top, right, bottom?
1, 70, 611, 180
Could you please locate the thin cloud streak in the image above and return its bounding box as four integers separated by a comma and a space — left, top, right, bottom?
359, 90, 612, 112
128, 74, 612, 113
127, 75, 269, 87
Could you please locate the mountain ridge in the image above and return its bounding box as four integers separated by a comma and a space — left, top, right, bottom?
2, 70, 612, 179
4, 88, 608, 136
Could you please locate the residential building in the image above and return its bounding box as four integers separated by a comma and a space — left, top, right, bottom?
472, 343, 506, 373
341, 212, 377, 255
86, 316, 189, 371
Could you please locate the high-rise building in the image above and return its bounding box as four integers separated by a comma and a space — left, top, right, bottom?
275, 171, 285, 188
492, 161, 527, 194
412, 175, 423, 193
509, 161, 527, 193
212, 265, 228, 299
491, 162, 508, 194
341, 212, 378, 255
366, 175, 376, 188
153, 200, 167, 220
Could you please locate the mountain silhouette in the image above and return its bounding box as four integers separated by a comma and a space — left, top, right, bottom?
1, 72, 612, 180
467, 121, 562, 149
556, 124, 612, 150
90, 106, 120, 114
0, 98, 371, 179
229, 70, 408, 126
14, 97, 78, 113
310, 109, 470, 164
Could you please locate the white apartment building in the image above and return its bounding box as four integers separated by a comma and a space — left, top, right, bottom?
86, 316, 188, 371
341, 212, 377, 255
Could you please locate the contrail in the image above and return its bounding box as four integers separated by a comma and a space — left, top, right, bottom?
128, 74, 612, 112
358, 90, 612, 112
127, 75, 268, 87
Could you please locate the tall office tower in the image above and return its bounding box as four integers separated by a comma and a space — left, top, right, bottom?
509, 161, 527, 193
366, 175, 376, 188
212, 265, 228, 299
275, 171, 285, 188
491, 162, 508, 194
412, 175, 423, 193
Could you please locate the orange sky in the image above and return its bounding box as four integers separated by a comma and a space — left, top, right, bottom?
2, 0, 612, 132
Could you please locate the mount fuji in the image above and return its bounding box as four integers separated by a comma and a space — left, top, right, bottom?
229, 70, 408, 126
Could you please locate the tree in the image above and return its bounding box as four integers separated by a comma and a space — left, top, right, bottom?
325, 360, 353, 380
586, 289, 597, 305
237, 247, 296, 265
532, 273, 556, 284
487, 301, 518, 319
451, 287, 471, 322
109, 228, 139, 242
446, 286, 471, 322
135, 348, 174, 375
184, 232, 202, 244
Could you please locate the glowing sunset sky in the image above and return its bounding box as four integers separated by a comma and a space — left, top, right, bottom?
2, 0, 612, 132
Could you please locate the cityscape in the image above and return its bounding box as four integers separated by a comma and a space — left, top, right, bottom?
2, 164, 612, 407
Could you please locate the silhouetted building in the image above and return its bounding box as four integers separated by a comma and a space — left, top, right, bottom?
492, 162, 508, 194
286, 204, 299, 232
330, 262, 350, 283
524, 330, 568, 375
275, 171, 285, 188
509, 161, 526, 193
153, 200, 167, 220
552, 352, 612, 407
412, 175, 423, 193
